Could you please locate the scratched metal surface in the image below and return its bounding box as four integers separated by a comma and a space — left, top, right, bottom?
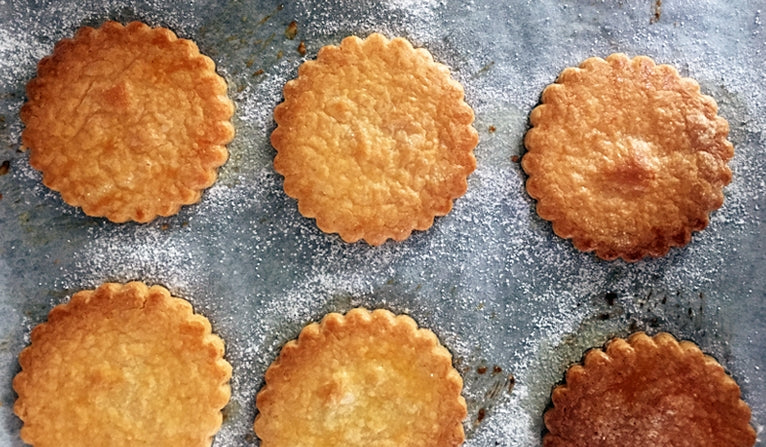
0, 0, 764, 445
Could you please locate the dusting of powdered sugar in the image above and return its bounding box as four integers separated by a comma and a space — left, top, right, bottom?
1, 1, 764, 447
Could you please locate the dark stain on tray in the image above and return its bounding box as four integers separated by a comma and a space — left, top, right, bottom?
221, 399, 241, 423
486, 369, 512, 400
475, 407, 486, 424
199, 1, 292, 88
259, 3, 284, 25
650, 0, 662, 23
284, 20, 298, 39
474, 61, 495, 77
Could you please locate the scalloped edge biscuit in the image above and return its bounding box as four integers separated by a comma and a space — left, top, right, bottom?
523, 54, 733, 261
21, 21, 234, 223
254, 308, 467, 446
272, 33, 478, 245
543, 332, 756, 447
13, 282, 232, 447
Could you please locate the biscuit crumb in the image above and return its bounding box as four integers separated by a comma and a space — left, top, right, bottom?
297, 40, 306, 55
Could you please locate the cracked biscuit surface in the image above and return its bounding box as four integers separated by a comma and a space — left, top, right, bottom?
522, 53, 733, 261
254, 308, 467, 446
21, 21, 234, 223
544, 332, 755, 447
272, 33, 478, 245
13, 282, 232, 447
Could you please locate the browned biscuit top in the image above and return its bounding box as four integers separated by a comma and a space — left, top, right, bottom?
272, 33, 477, 245
523, 54, 733, 261
21, 21, 234, 223
254, 308, 467, 446
544, 332, 755, 447
13, 282, 232, 447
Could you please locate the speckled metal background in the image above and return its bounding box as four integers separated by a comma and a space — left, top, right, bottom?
0, 0, 764, 445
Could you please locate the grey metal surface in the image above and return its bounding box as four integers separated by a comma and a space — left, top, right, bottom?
0, 0, 764, 445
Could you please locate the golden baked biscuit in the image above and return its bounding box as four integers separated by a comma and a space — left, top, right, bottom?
21, 21, 234, 223
13, 282, 232, 447
523, 54, 733, 261
254, 308, 467, 446
544, 332, 756, 447
272, 33, 478, 245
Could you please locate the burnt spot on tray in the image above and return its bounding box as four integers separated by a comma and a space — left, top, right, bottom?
466, 362, 515, 431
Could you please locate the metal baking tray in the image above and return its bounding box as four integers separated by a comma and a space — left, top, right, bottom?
0, 1, 763, 445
